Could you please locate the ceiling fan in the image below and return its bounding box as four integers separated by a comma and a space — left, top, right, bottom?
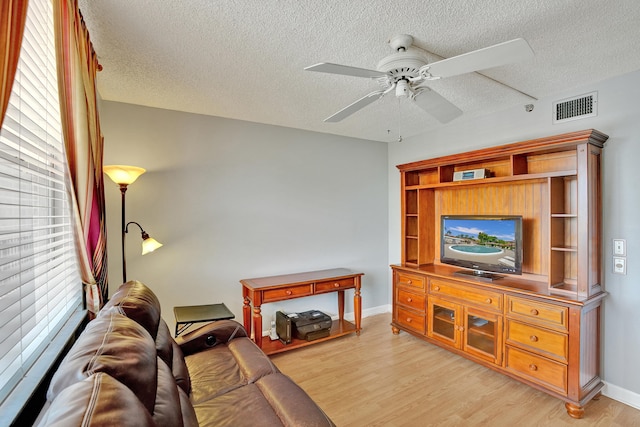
305, 34, 534, 124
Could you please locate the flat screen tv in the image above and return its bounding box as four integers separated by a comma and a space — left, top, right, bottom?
440, 215, 523, 279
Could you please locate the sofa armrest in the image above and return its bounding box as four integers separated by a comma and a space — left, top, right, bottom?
176, 320, 248, 356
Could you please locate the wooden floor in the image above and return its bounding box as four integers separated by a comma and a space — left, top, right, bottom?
270, 314, 640, 427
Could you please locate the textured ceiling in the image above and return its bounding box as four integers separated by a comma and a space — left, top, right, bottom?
78, 0, 640, 143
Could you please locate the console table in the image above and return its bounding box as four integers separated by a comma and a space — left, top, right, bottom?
240, 268, 363, 355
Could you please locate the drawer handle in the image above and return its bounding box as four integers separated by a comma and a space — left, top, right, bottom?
333, 282, 340, 288
485, 298, 492, 304
407, 279, 413, 284
406, 297, 413, 303
529, 364, 538, 371
406, 317, 412, 323
529, 335, 539, 342
285, 290, 292, 295
433, 285, 440, 291
530, 309, 539, 316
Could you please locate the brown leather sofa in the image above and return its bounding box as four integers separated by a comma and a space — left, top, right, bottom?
37, 280, 335, 426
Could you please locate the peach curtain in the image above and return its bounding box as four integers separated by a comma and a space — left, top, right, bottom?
54, 0, 108, 310
0, 0, 29, 128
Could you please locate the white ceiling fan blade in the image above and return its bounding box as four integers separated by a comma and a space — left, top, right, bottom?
423, 38, 534, 79
325, 90, 386, 122
412, 88, 463, 123
305, 62, 387, 79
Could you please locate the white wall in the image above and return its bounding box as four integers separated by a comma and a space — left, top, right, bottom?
388, 70, 640, 406
100, 103, 389, 336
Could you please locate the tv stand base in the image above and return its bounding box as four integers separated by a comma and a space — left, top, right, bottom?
454, 269, 504, 282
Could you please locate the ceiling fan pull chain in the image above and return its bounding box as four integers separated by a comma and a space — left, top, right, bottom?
397, 97, 403, 143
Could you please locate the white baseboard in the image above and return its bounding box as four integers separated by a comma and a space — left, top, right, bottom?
602, 381, 640, 410
342, 304, 391, 321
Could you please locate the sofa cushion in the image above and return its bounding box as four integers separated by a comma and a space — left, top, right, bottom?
47, 313, 158, 414
172, 339, 191, 393
186, 345, 244, 404
37, 373, 155, 427
192, 383, 285, 427
155, 317, 192, 394
153, 357, 186, 427
256, 373, 335, 427
155, 318, 174, 366
101, 280, 161, 339
228, 337, 279, 383
179, 387, 200, 427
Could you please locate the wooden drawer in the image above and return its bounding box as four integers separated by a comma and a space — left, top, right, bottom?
262, 284, 313, 302
506, 320, 568, 363
315, 277, 355, 293
396, 271, 426, 290
505, 346, 568, 395
396, 307, 426, 334
397, 288, 426, 312
507, 296, 568, 331
430, 279, 502, 312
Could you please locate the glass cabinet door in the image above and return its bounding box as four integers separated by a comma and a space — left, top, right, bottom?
428, 298, 460, 347
463, 308, 502, 364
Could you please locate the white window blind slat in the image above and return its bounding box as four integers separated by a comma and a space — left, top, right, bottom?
0, 0, 83, 404
0, 285, 20, 311
0, 342, 20, 381
0, 302, 21, 343
0, 316, 22, 364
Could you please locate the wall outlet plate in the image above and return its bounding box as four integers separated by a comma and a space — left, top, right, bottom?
613, 257, 627, 275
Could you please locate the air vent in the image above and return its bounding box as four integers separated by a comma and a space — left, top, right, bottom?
553, 92, 597, 123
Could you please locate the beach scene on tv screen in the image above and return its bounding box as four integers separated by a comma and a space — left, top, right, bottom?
442, 218, 517, 269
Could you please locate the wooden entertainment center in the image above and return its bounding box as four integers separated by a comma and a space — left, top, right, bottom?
391, 129, 608, 418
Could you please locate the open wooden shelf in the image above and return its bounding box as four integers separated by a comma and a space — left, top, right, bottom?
261, 319, 356, 356
405, 169, 577, 190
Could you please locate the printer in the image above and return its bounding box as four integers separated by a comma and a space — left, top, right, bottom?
276, 310, 332, 343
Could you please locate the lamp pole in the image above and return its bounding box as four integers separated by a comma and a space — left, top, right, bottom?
119, 183, 129, 283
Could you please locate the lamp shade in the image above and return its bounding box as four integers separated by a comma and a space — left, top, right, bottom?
104, 165, 146, 186
141, 236, 163, 255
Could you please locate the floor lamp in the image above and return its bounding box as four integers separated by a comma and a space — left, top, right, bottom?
104, 165, 163, 283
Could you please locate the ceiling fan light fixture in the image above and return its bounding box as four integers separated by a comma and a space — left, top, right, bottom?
395, 80, 412, 98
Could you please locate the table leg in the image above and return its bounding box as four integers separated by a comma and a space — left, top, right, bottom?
242, 295, 252, 335
354, 276, 362, 335
252, 305, 263, 348
337, 290, 345, 320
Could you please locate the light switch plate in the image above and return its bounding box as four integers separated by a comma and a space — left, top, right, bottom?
613, 239, 626, 256
613, 257, 627, 275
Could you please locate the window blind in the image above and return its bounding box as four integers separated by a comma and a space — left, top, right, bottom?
0, 0, 82, 401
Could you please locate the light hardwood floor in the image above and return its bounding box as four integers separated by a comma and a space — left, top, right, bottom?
270, 314, 640, 427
